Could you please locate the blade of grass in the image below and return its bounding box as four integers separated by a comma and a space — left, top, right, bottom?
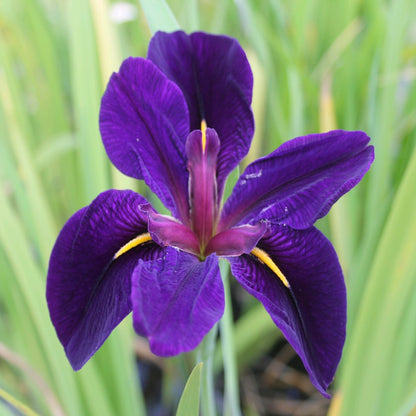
68, 0, 110, 202
176, 363, 203, 416
365, 0, 416, 228
381, 287, 416, 415
196, 326, 218, 416
214, 303, 281, 375
0, 42, 58, 268
0, 387, 40, 416
0, 342, 65, 416
0, 188, 82, 416
337, 141, 416, 415
219, 260, 241, 416
138, 0, 180, 34
89, 0, 138, 191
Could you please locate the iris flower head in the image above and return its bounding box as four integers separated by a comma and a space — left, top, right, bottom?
47, 31, 374, 397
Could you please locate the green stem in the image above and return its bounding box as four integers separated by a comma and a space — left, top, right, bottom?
219, 260, 242, 416
196, 323, 218, 416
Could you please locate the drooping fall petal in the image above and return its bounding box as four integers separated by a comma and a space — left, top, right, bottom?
131, 248, 224, 356
47, 190, 163, 369
229, 224, 346, 397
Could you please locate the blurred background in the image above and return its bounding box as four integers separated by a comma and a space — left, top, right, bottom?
1, 0, 416, 415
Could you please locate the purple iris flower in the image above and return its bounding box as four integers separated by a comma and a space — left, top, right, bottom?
47, 31, 374, 397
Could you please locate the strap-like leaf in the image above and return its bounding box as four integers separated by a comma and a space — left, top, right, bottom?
139, 0, 180, 34
176, 363, 203, 416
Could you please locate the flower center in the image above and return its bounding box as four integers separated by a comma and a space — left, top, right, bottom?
111, 122, 290, 289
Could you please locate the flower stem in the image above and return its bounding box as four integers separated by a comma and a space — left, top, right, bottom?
219, 259, 242, 416
196, 323, 218, 416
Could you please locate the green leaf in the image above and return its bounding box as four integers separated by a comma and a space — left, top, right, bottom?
219, 261, 241, 416
222, 166, 239, 205
337, 142, 416, 415
139, 0, 180, 34
68, 0, 111, 202
176, 363, 203, 416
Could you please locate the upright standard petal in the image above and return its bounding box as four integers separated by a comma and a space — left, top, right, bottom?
47, 190, 163, 370
100, 57, 190, 221
148, 31, 254, 193
229, 225, 346, 397
220, 130, 374, 230
131, 248, 224, 356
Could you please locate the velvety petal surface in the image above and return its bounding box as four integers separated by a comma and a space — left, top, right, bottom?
47, 190, 163, 370
148, 31, 254, 193
131, 248, 224, 356
221, 130, 374, 230
100, 57, 190, 221
229, 225, 346, 397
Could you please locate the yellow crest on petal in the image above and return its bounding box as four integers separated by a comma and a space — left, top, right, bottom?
251, 247, 290, 288
113, 232, 152, 259
201, 119, 207, 152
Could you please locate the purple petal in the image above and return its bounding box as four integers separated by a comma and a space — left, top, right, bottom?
148, 31, 254, 194
205, 222, 266, 257
131, 248, 224, 356
146, 208, 200, 256
221, 130, 374, 230
229, 225, 346, 397
47, 190, 162, 370
100, 57, 190, 222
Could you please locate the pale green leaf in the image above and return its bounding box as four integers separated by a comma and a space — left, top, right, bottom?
176, 363, 203, 416
139, 0, 180, 34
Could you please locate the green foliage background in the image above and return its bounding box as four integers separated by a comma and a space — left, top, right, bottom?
1, 0, 416, 415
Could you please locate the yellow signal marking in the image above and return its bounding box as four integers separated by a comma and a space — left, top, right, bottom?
201, 119, 207, 152
251, 247, 291, 288
113, 233, 152, 260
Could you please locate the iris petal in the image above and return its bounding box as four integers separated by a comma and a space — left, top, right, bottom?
131, 248, 224, 356
229, 225, 346, 397
205, 222, 266, 257
100, 57, 190, 221
146, 208, 200, 256
47, 190, 162, 370
221, 130, 374, 230
148, 31, 254, 195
